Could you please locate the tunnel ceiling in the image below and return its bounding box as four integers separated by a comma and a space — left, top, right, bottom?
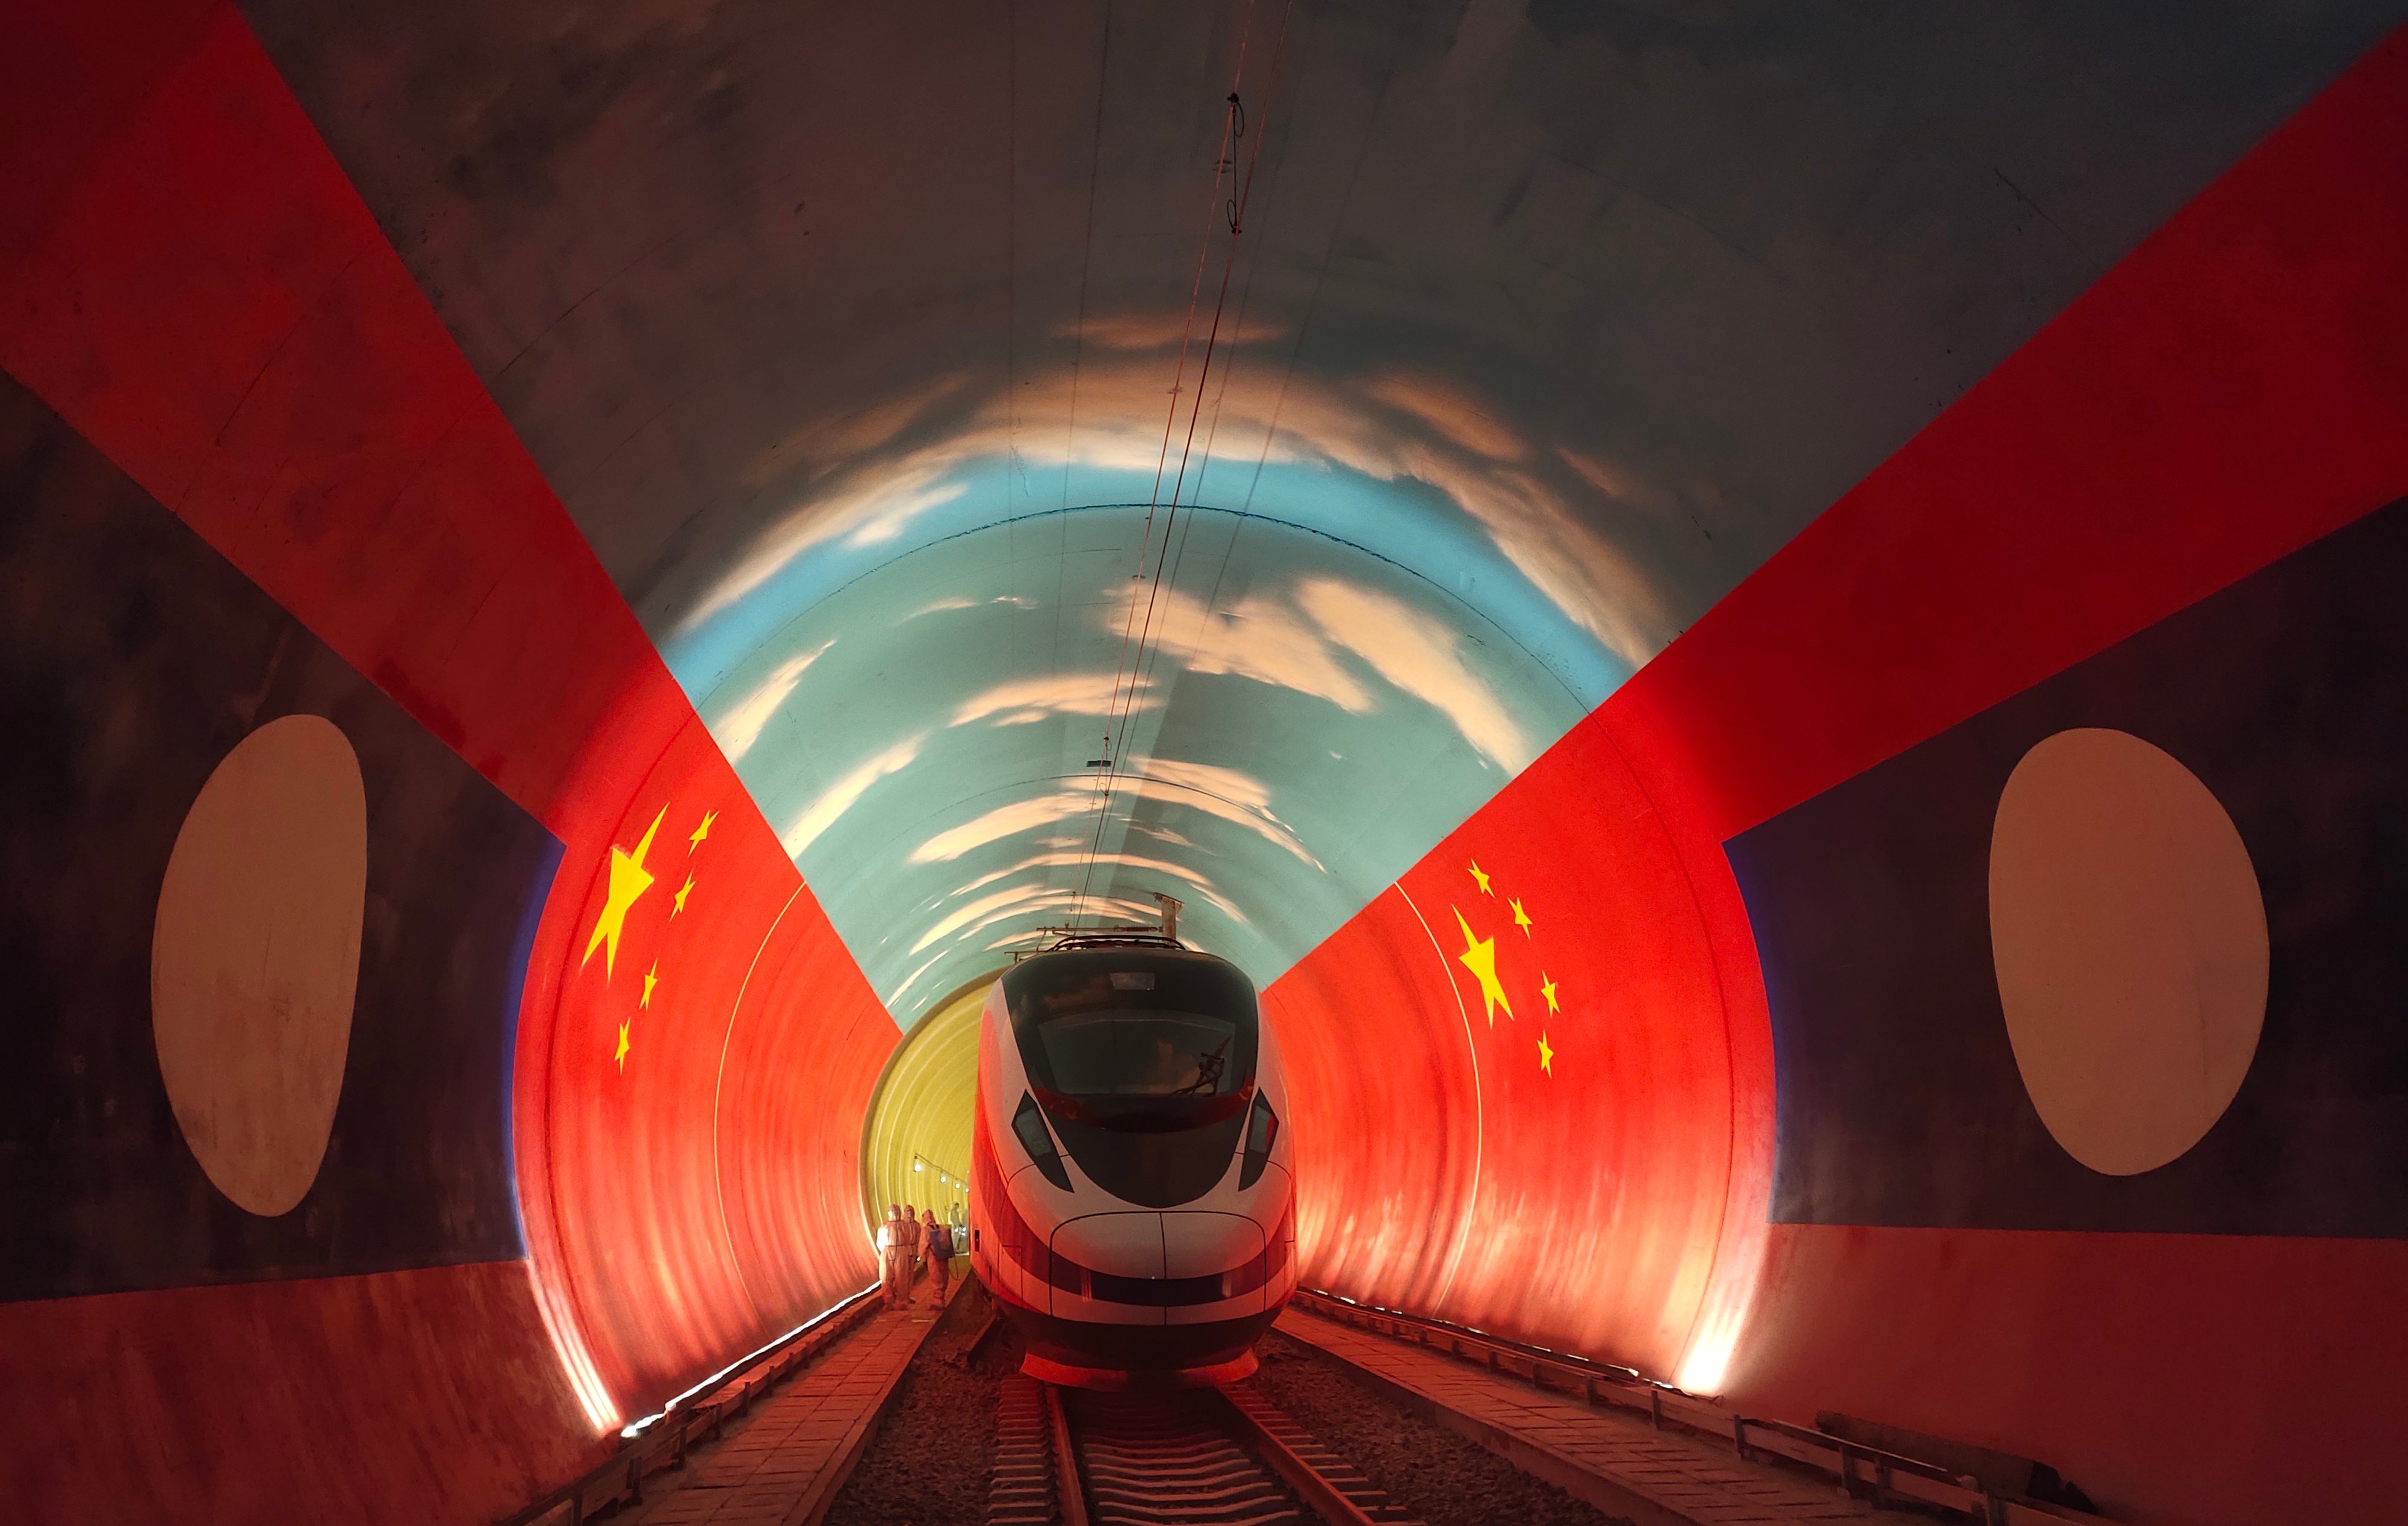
233, 0, 2396, 1009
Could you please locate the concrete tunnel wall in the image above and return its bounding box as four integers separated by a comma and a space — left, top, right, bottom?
1267, 36, 2408, 1524
4, 3, 901, 1518
7, 4, 2408, 1525
861, 978, 991, 1237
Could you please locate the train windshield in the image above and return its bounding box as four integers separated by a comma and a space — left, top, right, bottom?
1004, 948, 1263, 1205
1005, 948, 1258, 1117
1032, 1011, 1240, 1098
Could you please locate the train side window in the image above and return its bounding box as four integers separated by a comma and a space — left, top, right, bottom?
1239, 1093, 1279, 1188
1013, 1093, 1073, 1191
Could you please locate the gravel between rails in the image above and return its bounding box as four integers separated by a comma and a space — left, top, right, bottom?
1247, 1329, 1635, 1526
824, 1277, 1022, 1526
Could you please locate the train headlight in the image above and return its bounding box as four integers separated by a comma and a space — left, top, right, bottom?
1239, 1092, 1279, 1189
1013, 1092, 1074, 1191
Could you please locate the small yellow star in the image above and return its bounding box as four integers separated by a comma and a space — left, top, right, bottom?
1468, 861, 1493, 896
673, 875, 695, 916
614, 1022, 631, 1072
1453, 907, 1513, 1026
641, 962, 659, 1010
1540, 974, 1560, 1014
582, 807, 665, 979
688, 810, 718, 851
1536, 1031, 1554, 1076
1510, 897, 1533, 935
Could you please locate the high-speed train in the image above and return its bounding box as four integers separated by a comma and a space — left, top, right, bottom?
969, 933, 1296, 1385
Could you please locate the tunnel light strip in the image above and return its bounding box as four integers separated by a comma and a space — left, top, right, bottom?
618, 1280, 881, 1439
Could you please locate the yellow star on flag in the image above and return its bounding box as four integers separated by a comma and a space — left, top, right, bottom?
1467, 861, 1493, 895
641, 962, 659, 1010
1453, 907, 1513, 1026
1540, 974, 1560, 1014
673, 874, 695, 916
614, 1022, 631, 1072
1510, 897, 1533, 935
688, 810, 717, 851
583, 807, 666, 979
1537, 1031, 1555, 1076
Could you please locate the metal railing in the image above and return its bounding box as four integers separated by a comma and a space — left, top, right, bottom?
1292, 1289, 2113, 1526
495, 1282, 881, 1525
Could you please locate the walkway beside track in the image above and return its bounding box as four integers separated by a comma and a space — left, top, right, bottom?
625, 1277, 964, 1526
1274, 1306, 1917, 1526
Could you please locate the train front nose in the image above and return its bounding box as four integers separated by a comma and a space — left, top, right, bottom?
1030, 1206, 1286, 1382
1049, 1211, 1265, 1289
996, 945, 1289, 1382
1053, 1212, 1165, 1286
1161, 1211, 1261, 1280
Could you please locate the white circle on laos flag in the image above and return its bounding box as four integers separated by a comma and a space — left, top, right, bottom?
1988, 727, 2268, 1177
151, 713, 367, 1217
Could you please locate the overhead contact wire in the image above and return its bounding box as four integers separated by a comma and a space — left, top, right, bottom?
1131, 0, 1296, 714
1060, 2, 1114, 512
1074, 1, 1293, 923
1070, 3, 1265, 922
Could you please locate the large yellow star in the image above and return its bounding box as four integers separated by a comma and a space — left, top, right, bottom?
614, 1022, 631, 1072
583, 807, 666, 979
1467, 861, 1493, 895
688, 810, 717, 851
1510, 897, 1533, 935
673, 874, 695, 917
1537, 1031, 1554, 1076
641, 962, 659, 1010
1453, 907, 1513, 1026
1540, 973, 1560, 1014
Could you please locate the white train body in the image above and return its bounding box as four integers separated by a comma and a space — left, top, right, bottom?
968, 941, 1296, 1380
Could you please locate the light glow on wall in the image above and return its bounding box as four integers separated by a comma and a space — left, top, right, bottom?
527, 1261, 620, 1433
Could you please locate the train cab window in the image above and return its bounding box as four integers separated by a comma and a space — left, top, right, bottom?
1034, 1011, 1240, 1098
1003, 948, 1263, 1208
1240, 1093, 1279, 1189
1005, 951, 1259, 1118
1013, 1093, 1073, 1191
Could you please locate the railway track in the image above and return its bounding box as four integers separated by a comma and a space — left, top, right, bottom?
986, 1374, 1421, 1526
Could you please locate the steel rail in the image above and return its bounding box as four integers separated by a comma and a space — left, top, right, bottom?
1044, 1382, 1093, 1526
1015, 1377, 1420, 1526
1212, 1384, 1397, 1526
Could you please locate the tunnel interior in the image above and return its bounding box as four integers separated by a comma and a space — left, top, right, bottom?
863, 975, 990, 1240
8, 2, 2408, 1524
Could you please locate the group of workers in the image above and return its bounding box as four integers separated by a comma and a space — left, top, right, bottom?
878, 1203, 956, 1310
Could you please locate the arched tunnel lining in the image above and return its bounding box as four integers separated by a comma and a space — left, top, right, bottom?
4, 8, 2407, 1526
680, 493, 1612, 1029
861, 975, 995, 1240
514, 45, 2408, 1521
